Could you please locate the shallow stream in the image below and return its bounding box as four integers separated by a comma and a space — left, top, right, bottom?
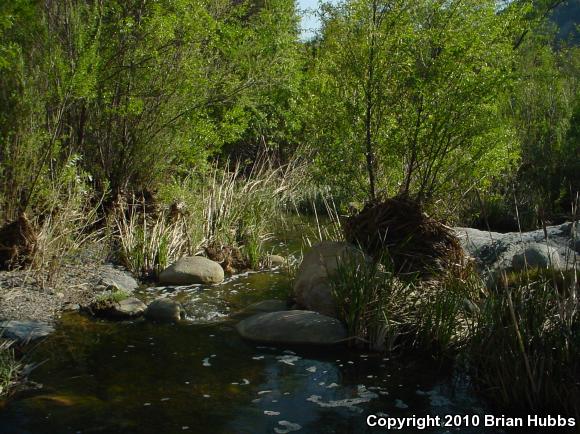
0, 221, 500, 434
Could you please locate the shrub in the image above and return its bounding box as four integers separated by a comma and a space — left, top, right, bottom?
31, 156, 105, 284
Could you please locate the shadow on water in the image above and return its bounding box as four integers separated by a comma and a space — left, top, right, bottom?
0, 219, 501, 434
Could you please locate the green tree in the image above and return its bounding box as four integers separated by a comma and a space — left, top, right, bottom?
305, 0, 522, 207
510, 37, 580, 214
0, 0, 304, 218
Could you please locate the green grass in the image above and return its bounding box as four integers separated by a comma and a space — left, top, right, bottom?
329, 257, 401, 351
328, 253, 483, 354
413, 271, 483, 355
116, 158, 301, 276
0, 340, 21, 398
327, 249, 579, 418
96, 288, 130, 303
468, 269, 579, 418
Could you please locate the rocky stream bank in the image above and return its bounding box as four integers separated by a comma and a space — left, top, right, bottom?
1, 222, 578, 346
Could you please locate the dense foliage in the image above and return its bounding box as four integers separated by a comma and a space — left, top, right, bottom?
0, 0, 578, 225
0, 0, 301, 219
0, 0, 578, 413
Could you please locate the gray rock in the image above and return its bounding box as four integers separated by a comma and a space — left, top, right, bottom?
454, 224, 578, 280
0, 320, 54, 342
293, 241, 371, 317
99, 267, 139, 292
116, 298, 147, 317
87, 296, 146, 320
510, 243, 561, 270
245, 299, 289, 313
144, 298, 185, 323
570, 222, 580, 253
236, 310, 347, 345
159, 256, 224, 285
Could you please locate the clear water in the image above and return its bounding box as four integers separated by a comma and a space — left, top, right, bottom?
0, 220, 501, 434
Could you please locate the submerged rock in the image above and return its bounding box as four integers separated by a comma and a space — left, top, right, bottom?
159, 256, 224, 285
0, 320, 54, 342
231, 299, 289, 319
265, 254, 285, 267
145, 298, 185, 323
236, 310, 347, 345
293, 241, 370, 317
244, 299, 289, 313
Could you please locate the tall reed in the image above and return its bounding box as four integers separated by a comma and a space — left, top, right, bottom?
329, 257, 417, 352
115, 157, 302, 275
468, 268, 579, 418
113, 198, 193, 277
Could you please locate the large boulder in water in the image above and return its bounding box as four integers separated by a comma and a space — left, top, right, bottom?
145, 298, 185, 323
293, 241, 370, 317
159, 256, 224, 285
236, 310, 347, 345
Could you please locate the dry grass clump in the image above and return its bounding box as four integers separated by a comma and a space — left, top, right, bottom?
0, 213, 37, 270
112, 196, 192, 278
0, 156, 106, 283
343, 196, 464, 276
204, 242, 249, 274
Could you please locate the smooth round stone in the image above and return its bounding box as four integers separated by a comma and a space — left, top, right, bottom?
159, 256, 224, 285
145, 298, 185, 323
236, 310, 347, 345
293, 241, 370, 317
113, 298, 147, 318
